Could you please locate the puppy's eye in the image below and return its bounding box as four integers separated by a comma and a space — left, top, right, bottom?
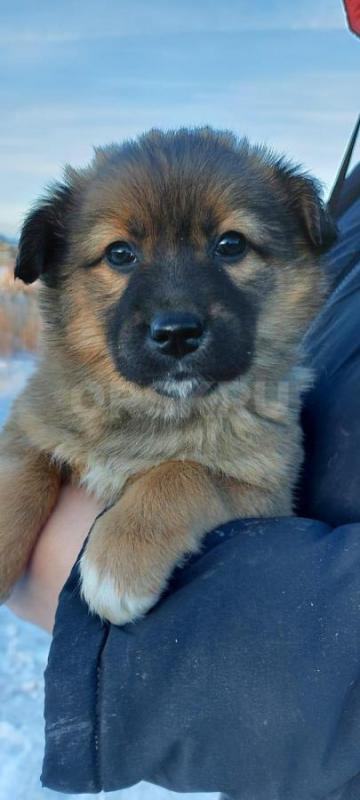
105, 241, 137, 272
214, 231, 248, 260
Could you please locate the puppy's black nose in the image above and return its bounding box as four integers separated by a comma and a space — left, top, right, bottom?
150, 313, 204, 357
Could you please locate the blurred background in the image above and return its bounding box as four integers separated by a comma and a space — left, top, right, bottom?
0, 1, 358, 798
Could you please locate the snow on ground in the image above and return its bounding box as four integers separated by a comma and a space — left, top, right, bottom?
0, 355, 35, 423
0, 356, 218, 800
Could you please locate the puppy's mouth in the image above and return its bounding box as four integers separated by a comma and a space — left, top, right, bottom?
152, 373, 216, 400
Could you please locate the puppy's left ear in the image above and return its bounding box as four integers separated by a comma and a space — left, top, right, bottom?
15, 183, 72, 285
287, 172, 338, 254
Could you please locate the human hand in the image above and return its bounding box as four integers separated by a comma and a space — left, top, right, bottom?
6, 484, 102, 632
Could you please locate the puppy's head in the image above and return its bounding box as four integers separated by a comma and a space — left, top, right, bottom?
15, 128, 336, 401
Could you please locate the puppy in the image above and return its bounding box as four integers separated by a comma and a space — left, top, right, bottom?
0, 128, 336, 624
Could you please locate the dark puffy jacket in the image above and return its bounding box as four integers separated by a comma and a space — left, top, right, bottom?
42, 169, 360, 800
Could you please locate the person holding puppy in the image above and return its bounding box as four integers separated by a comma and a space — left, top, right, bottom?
7, 144, 360, 800
1, 129, 336, 625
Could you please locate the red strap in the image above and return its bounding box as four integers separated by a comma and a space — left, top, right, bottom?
343, 0, 360, 35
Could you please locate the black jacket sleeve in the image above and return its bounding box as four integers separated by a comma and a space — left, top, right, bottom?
41, 183, 360, 800
42, 517, 360, 800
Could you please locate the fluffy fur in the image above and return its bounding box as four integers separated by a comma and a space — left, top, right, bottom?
0, 128, 336, 624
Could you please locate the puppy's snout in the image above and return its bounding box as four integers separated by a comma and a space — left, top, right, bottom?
149, 312, 204, 358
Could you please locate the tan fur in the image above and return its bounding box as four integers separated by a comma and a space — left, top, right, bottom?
0, 423, 60, 600
0, 128, 333, 623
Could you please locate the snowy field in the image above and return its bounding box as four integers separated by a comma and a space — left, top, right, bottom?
0, 356, 218, 800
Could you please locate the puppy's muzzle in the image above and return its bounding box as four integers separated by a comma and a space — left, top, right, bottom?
149, 312, 204, 358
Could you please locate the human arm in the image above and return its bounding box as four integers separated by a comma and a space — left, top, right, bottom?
42, 515, 360, 800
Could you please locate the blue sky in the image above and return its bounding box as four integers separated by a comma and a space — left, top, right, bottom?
1, 0, 358, 237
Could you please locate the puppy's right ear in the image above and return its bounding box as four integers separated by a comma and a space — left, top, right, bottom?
15, 184, 72, 285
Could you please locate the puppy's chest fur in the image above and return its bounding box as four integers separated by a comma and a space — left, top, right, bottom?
48, 393, 300, 506
16, 365, 304, 508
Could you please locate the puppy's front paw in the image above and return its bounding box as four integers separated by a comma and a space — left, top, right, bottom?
79, 551, 163, 626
